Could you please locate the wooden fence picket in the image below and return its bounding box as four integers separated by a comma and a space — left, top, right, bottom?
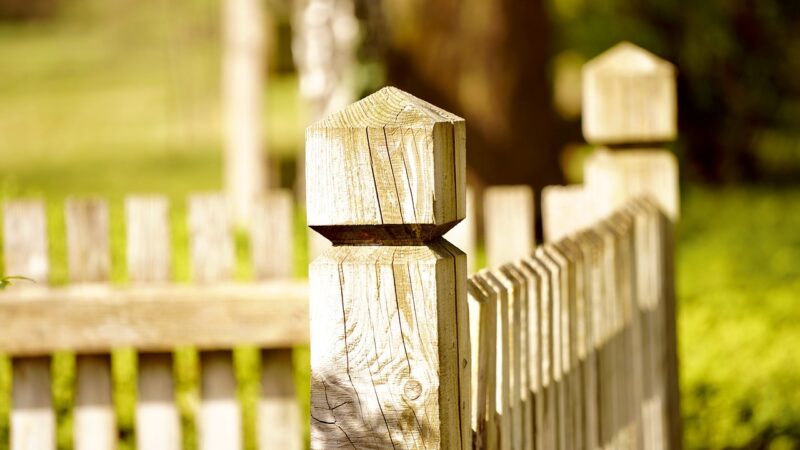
467, 277, 497, 450
4, 200, 56, 450
126, 196, 180, 450
484, 186, 535, 268
188, 194, 241, 450
66, 198, 116, 450
251, 191, 301, 450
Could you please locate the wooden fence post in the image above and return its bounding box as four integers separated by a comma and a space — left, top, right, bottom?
306, 87, 471, 449
4, 200, 56, 450
583, 41, 682, 449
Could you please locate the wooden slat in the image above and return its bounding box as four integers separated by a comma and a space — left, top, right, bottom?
66, 198, 115, 450
477, 271, 511, 450
187, 194, 241, 450
126, 196, 180, 450
484, 185, 535, 268
258, 349, 301, 450
516, 258, 544, 450
251, 191, 294, 279
525, 253, 556, 450
0, 282, 309, 355
467, 277, 497, 450
3, 200, 56, 450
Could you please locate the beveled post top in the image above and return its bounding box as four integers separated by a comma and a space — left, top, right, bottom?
306, 86, 466, 244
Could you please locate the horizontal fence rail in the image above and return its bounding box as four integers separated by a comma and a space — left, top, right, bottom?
1, 190, 304, 450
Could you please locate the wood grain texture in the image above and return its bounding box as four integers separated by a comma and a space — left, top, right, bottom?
251, 190, 294, 279
126, 195, 180, 450
582, 42, 676, 144
3, 200, 56, 450
484, 185, 535, 268
259, 349, 302, 450
309, 242, 470, 449
0, 282, 309, 355
541, 185, 592, 243
188, 193, 241, 450
66, 198, 115, 450
306, 86, 466, 241
585, 148, 680, 221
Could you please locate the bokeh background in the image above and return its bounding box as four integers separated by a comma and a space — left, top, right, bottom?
0, 0, 799, 449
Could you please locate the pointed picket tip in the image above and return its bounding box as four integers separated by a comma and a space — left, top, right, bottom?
308, 86, 464, 130
583, 42, 674, 76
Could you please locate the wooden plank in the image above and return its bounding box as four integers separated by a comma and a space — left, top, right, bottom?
251, 190, 294, 279
516, 258, 544, 450
66, 198, 115, 450
484, 185, 535, 267
444, 187, 476, 271
3, 200, 56, 450
258, 349, 301, 450
582, 42, 676, 145
187, 194, 241, 450
0, 282, 309, 355
126, 196, 180, 450
467, 276, 497, 450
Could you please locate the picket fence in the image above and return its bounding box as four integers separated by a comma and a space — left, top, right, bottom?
307, 41, 682, 449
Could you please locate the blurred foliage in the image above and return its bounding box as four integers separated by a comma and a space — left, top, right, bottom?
549, 0, 800, 182
677, 185, 800, 449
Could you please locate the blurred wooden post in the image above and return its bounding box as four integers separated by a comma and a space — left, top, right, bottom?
292, 0, 358, 200
306, 87, 471, 449
4, 200, 56, 450
484, 186, 535, 268
188, 194, 241, 450
583, 41, 682, 449
250, 190, 302, 450
66, 199, 115, 450
127, 196, 180, 450
223, 0, 267, 224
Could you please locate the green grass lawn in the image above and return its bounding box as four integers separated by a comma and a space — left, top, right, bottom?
1, 1, 799, 449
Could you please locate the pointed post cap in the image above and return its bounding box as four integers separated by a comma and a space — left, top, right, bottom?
582, 42, 677, 144
306, 87, 466, 244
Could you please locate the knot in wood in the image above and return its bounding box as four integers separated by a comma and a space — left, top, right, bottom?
403, 380, 423, 400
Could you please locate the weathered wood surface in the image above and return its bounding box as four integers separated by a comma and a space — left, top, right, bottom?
484, 185, 535, 268
309, 243, 471, 449
307, 87, 470, 449
127, 195, 180, 450
467, 277, 497, 450
259, 349, 302, 450
306, 86, 466, 243
3, 200, 56, 450
66, 198, 115, 450
582, 42, 676, 145
0, 282, 309, 355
